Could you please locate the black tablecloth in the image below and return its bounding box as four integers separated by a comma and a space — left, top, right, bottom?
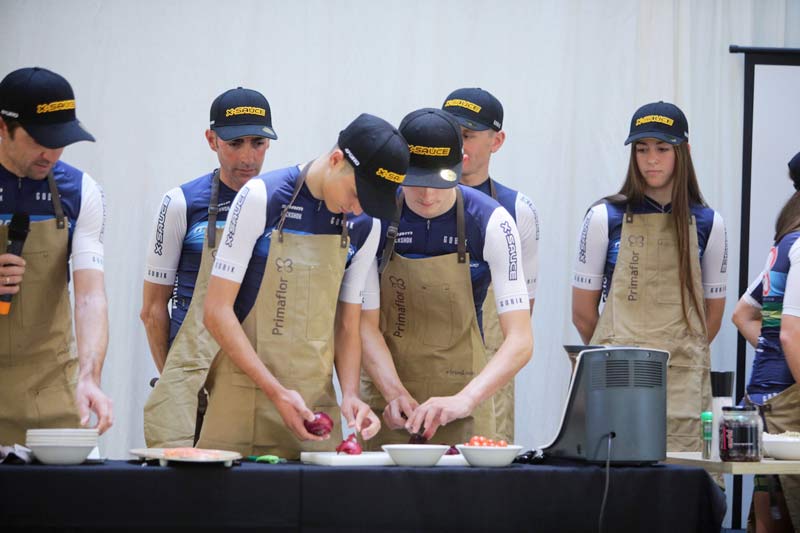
0, 458, 725, 532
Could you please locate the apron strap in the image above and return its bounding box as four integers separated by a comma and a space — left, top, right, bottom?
340, 213, 349, 249
46, 171, 66, 229
206, 169, 220, 248
624, 203, 634, 224
456, 186, 466, 264
488, 177, 498, 201
378, 190, 405, 275
276, 163, 311, 243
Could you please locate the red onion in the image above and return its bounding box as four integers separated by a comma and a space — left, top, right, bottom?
336, 434, 362, 455
408, 433, 428, 445
445, 445, 460, 455
304, 412, 334, 436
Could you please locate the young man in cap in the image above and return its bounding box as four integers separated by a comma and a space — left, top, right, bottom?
359, 108, 532, 446
196, 113, 409, 458
441, 87, 539, 443
0, 67, 112, 444
141, 87, 277, 448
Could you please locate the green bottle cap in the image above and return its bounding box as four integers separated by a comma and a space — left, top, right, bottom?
701, 411, 713, 421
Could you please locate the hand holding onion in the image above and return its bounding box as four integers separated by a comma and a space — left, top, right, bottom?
273, 388, 328, 441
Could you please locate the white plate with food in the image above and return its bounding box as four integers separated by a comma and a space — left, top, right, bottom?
130, 447, 242, 467
763, 432, 800, 460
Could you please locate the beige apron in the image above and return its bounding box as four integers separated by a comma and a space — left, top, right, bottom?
0, 173, 81, 444
197, 166, 348, 459
361, 189, 494, 449
144, 170, 224, 448
480, 178, 515, 443
590, 210, 711, 452
754, 384, 800, 528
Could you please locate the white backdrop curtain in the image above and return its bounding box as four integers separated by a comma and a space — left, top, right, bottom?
3, 0, 799, 481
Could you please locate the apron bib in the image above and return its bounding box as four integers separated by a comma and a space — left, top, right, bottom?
590, 210, 711, 452
0, 173, 80, 444
144, 171, 224, 448
197, 166, 348, 459
361, 189, 494, 449
754, 384, 800, 528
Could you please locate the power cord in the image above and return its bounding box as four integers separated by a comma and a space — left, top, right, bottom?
598, 432, 615, 533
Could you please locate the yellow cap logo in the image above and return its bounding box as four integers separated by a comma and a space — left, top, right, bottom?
408, 145, 451, 157
444, 99, 481, 113
376, 167, 405, 184
36, 99, 75, 114
225, 106, 266, 117
635, 114, 674, 127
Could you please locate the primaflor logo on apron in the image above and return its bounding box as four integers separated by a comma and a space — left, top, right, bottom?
590, 209, 711, 452
360, 188, 494, 449
197, 165, 349, 459
144, 170, 224, 448
0, 172, 81, 444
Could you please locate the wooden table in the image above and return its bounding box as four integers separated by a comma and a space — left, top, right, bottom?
666, 452, 800, 474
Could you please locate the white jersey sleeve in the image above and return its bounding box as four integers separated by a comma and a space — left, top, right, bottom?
783, 239, 800, 317
71, 173, 105, 272
741, 272, 764, 309
701, 211, 728, 299
483, 207, 529, 314
339, 217, 380, 304
211, 179, 268, 283
571, 203, 608, 291
515, 192, 539, 299
362, 257, 380, 310
143, 187, 187, 285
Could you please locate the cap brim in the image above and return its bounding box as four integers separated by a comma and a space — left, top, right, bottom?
355, 172, 400, 220
24, 120, 95, 149
401, 161, 462, 189
624, 132, 685, 146
214, 124, 277, 141
448, 114, 492, 131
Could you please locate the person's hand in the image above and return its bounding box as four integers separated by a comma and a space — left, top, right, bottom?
272, 388, 328, 441
0, 253, 25, 297
406, 394, 472, 440
382, 393, 419, 430
74, 377, 113, 434
341, 395, 381, 440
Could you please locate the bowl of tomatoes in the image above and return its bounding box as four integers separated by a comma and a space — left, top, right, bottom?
456, 435, 523, 467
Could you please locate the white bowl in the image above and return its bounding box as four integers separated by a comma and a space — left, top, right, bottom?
382, 444, 450, 466
29, 444, 94, 465
455, 445, 524, 467
763, 433, 800, 460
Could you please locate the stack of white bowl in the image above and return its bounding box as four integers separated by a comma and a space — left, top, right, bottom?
25, 428, 98, 465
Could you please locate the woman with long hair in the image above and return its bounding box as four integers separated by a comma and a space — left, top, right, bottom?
732, 151, 800, 533
571, 101, 728, 453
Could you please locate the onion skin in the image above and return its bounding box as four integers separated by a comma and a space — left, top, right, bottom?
408, 433, 428, 445
304, 412, 334, 436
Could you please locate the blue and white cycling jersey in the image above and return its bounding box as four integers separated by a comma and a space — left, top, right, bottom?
572, 197, 727, 300
0, 160, 105, 274
144, 171, 239, 343
212, 165, 380, 321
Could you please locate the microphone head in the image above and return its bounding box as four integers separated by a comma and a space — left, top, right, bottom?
8, 213, 30, 241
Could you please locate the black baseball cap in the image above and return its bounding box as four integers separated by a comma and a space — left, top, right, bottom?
338, 113, 409, 220
0, 67, 95, 149
625, 101, 689, 145
789, 151, 800, 190
210, 87, 277, 141
441, 87, 503, 132
399, 108, 463, 189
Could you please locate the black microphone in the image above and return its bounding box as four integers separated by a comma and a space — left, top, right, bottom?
0, 213, 30, 315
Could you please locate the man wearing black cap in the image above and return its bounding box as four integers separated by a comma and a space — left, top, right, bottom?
442, 88, 539, 443
359, 108, 532, 446
0, 67, 112, 444
141, 87, 277, 448
195, 113, 409, 458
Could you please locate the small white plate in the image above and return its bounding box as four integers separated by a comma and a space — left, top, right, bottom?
382, 444, 449, 467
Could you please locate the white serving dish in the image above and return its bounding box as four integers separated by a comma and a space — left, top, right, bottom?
382, 444, 450, 467
29, 444, 95, 465
455, 444, 524, 467
301, 451, 395, 466
763, 433, 800, 460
